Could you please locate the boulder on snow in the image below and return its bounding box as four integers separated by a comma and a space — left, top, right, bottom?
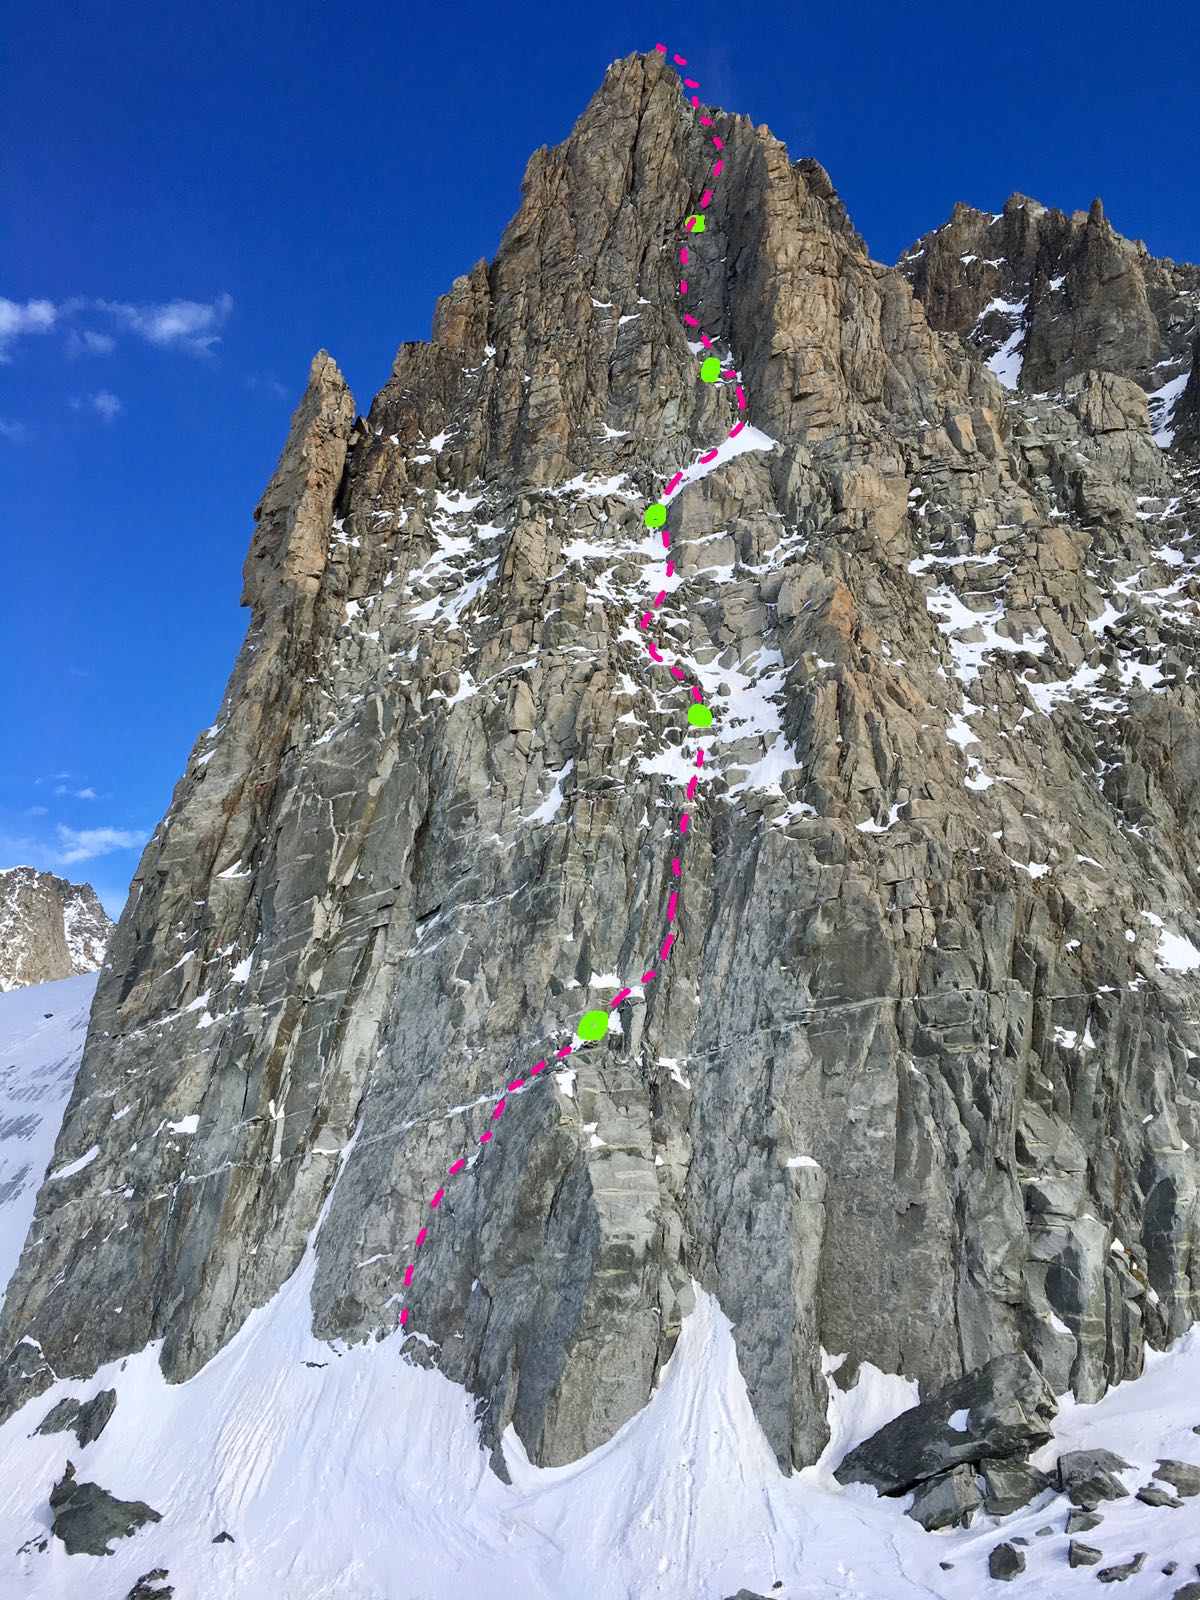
1171, 1584, 1200, 1600
1097, 1551, 1146, 1583
36, 1389, 116, 1447
988, 1542, 1025, 1581
1138, 1483, 1183, 1507
125, 1572, 173, 1600
50, 1462, 162, 1557
1155, 1459, 1200, 1497
980, 1458, 1050, 1515
835, 1352, 1056, 1495
1069, 1541, 1102, 1567
1066, 1507, 1103, 1533
907, 1464, 982, 1530
1056, 1448, 1131, 1509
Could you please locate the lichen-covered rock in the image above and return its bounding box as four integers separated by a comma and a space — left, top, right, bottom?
1, 49, 1199, 1481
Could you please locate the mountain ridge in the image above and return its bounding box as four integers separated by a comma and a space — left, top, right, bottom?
1, 48, 1198, 1504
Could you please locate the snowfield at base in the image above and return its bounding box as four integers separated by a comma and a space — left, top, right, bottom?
0, 973, 96, 1290
4, 981, 1200, 1597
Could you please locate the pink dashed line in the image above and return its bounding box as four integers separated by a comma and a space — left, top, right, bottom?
396, 43, 748, 1336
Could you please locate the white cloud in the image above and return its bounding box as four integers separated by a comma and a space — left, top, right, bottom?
53, 785, 97, 800
52, 824, 145, 865
0, 418, 29, 443
71, 389, 122, 422
95, 292, 233, 354
0, 297, 56, 359
66, 328, 117, 357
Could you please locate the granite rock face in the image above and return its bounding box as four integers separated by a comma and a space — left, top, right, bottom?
0, 868, 112, 991
898, 193, 1200, 451
2, 50, 1200, 1480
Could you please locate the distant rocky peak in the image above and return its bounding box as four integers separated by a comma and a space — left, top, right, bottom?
899, 191, 1199, 441
0, 867, 113, 992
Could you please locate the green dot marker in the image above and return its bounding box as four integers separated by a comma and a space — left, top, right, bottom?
687, 214, 706, 233
700, 356, 721, 383
644, 503, 667, 529
688, 704, 714, 728
578, 1009, 609, 1042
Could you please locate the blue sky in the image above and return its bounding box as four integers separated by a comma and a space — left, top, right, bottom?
3, 0, 1197, 917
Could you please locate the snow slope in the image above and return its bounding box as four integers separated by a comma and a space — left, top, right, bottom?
0, 973, 96, 1292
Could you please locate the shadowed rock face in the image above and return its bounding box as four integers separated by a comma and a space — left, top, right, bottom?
2, 50, 1200, 1474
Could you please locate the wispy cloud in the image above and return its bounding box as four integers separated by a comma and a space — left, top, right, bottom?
71, 389, 122, 422
94, 292, 233, 355
0, 297, 56, 360
0, 417, 30, 443
0, 292, 233, 362
66, 328, 117, 357
52, 824, 145, 865
54, 785, 97, 800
